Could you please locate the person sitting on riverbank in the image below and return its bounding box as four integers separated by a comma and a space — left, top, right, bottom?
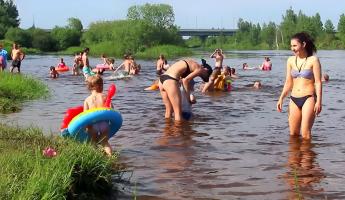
159, 59, 212, 121
49, 66, 59, 78
84, 75, 112, 156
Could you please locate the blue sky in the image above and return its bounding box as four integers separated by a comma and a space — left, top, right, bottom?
14, 0, 344, 29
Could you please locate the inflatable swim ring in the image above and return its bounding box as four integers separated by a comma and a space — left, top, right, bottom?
144, 83, 159, 91
62, 107, 122, 141
56, 66, 70, 72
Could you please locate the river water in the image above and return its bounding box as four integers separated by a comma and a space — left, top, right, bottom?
1, 50, 344, 199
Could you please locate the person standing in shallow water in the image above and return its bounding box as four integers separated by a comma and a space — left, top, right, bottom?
277, 32, 322, 140
159, 59, 212, 121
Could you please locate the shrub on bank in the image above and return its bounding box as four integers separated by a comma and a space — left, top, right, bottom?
0, 124, 118, 199
0, 72, 49, 113
135, 44, 193, 59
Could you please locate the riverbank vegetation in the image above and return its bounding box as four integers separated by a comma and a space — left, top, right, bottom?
0, 124, 119, 199
0, 72, 49, 113
189, 8, 345, 50
2, 1, 345, 58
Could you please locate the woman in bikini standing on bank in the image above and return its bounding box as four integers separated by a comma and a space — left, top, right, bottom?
277, 32, 322, 140
159, 59, 213, 121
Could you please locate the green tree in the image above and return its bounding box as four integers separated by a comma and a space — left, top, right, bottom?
67, 17, 83, 32
4, 27, 32, 47
0, 0, 20, 38
260, 22, 276, 48
51, 26, 81, 50
127, 3, 175, 29
324, 19, 335, 34
30, 29, 56, 51
338, 14, 345, 34
280, 8, 297, 47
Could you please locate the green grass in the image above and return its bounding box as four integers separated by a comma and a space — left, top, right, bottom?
0, 124, 119, 199
135, 44, 193, 59
0, 72, 49, 113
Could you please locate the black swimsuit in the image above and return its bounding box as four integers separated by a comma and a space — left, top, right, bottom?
159, 60, 190, 84
290, 95, 315, 109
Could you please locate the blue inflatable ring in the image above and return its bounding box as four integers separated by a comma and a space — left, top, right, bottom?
66, 108, 123, 141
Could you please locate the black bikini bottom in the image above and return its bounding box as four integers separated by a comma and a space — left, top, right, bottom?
290, 95, 315, 109
159, 74, 179, 84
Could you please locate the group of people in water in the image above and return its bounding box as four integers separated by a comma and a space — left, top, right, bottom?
156, 32, 326, 142
49, 47, 141, 79
1, 31, 328, 156
0, 42, 26, 73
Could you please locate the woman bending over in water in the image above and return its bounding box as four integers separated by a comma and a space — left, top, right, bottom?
277, 32, 322, 140
159, 59, 213, 121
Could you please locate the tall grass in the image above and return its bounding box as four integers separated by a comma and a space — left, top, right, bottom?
135, 44, 193, 59
0, 72, 49, 113
0, 124, 118, 199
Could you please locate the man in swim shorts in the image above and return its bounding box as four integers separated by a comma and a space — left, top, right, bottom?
10, 43, 25, 73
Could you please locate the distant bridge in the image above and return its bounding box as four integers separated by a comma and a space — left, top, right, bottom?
178, 28, 238, 38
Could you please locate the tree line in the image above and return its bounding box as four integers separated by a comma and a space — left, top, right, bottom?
188, 8, 345, 50
1, 0, 345, 54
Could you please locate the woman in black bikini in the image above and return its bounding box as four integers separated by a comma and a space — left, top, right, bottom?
277, 32, 322, 140
159, 59, 213, 121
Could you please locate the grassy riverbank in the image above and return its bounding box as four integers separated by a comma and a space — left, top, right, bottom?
0, 72, 49, 113
0, 124, 118, 199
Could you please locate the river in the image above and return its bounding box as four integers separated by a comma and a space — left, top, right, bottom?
1, 50, 344, 199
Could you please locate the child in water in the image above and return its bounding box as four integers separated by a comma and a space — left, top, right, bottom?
84, 75, 112, 156
57, 58, 66, 67
49, 66, 59, 78
106, 58, 115, 70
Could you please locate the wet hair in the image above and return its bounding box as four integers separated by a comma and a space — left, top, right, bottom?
50, 66, 55, 71
253, 81, 262, 88
242, 63, 248, 69
87, 75, 103, 92
83, 47, 90, 53
201, 59, 213, 82
291, 32, 317, 57
231, 68, 236, 74
106, 58, 115, 64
